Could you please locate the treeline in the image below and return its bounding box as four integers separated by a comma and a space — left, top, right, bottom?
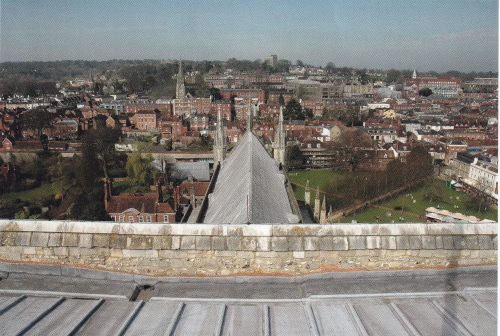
324, 147, 433, 211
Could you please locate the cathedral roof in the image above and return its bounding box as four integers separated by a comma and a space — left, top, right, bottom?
203, 131, 298, 224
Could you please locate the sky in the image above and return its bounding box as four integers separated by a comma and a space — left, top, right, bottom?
0, 0, 498, 72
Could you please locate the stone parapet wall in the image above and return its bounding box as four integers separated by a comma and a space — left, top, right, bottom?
0, 220, 496, 276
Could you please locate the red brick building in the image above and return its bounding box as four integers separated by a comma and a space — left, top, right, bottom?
173, 98, 212, 117
105, 180, 176, 223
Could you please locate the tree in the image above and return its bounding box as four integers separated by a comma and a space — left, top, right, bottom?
22, 108, 55, 138
286, 145, 306, 168
418, 88, 433, 96
406, 146, 433, 180
87, 127, 122, 180
325, 62, 336, 74
126, 150, 153, 186
283, 98, 306, 120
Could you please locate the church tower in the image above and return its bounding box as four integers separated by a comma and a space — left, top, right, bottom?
214, 107, 226, 167
273, 106, 286, 167
176, 58, 186, 99
412, 69, 417, 79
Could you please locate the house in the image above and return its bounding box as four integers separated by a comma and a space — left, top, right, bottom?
132, 110, 158, 131
105, 179, 176, 223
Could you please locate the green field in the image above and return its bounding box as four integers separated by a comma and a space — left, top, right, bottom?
1, 180, 68, 203
287, 169, 498, 223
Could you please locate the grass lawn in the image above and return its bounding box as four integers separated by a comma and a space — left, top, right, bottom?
288, 169, 345, 202
1, 180, 68, 203
288, 170, 498, 223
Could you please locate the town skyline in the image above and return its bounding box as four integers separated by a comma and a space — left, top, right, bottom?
0, 0, 497, 72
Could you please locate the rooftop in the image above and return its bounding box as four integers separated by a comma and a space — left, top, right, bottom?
203, 131, 298, 224
0, 263, 495, 335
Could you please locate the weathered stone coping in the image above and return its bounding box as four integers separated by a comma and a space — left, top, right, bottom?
0, 220, 497, 236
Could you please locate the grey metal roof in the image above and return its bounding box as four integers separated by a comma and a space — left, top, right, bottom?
0, 288, 495, 335
0, 264, 496, 335
172, 161, 211, 182
203, 132, 297, 224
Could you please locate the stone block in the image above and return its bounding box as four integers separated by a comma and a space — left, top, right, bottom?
152, 236, 171, 250
122, 249, 158, 258
365, 236, 380, 249
110, 235, 127, 249
479, 250, 495, 259
226, 236, 240, 250
255, 237, 270, 251
237, 251, 254, 259
271, 237, 289, 252
1, 232, 17, 246
409, 236, 422, 250
332, 237, 348, 251
435, 236, 443, 249
464, 236, 479, 250
215, 251, 237, 257
212, 236, 226, 250
293, 251, 305, 259
288, 237, 303, 251
110, 249, 123, 258
61, 233, 79, 247
418, 250, 434, 258
53, 247, 68, 256
78, 234, 93, 248
31, 232, 49, 247
319, 236, 334, 251
196, 236, 211, 251
180, 236, 196, 250
93, 234, 109, 248
255, 251, 279, 258
421, 236, 436, 250
303, 237, 319, 251
23, 247, 36, 255
240, 237, 257, 251
15, 232, 31, 246
396, 236, 410, 249
442, 236, 454, 250
171, 236, 181, 250
380, 236, 397, 250
492, 235, 497, 249
478, 236, 493, 250
348, 236, 365, 250
452, 236, 466, 250
127, 236, 153, 250
68, 247, 81, 257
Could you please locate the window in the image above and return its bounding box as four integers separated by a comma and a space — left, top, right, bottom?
119, 216, 124, 222
128, 216, 134, 222
138, 216, 144, 223
146, 216, 152, 222
163, 215, 169, 223
111, 216, 116, 221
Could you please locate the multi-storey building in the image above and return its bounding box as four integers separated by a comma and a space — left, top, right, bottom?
172, 98, 212, 117
404, 75, 462, 97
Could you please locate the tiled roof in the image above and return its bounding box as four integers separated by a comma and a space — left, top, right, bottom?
106, 193, 174, 214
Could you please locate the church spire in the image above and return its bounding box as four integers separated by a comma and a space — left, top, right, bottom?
214, 107, 226, 167
412, 69, 417, 79
176, 58, 186, 99
273, 106, 286, 167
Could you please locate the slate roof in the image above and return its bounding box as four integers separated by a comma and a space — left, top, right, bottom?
203, 131, 298, 224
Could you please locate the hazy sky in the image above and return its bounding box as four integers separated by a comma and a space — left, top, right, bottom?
1, 0, 498, 72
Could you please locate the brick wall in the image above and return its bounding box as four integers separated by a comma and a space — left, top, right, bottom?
0, 220, 496, 276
